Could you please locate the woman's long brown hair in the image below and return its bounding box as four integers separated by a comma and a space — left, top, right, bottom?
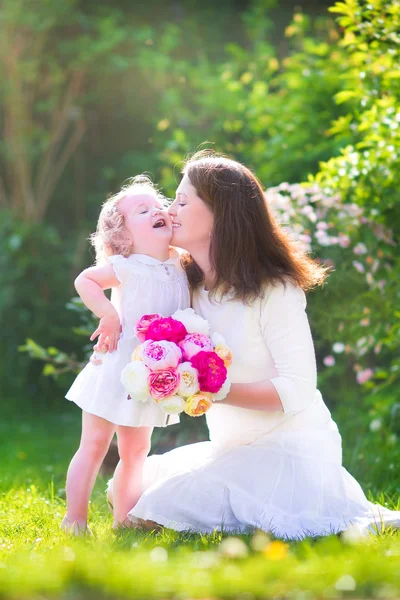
181, 150, 330, 302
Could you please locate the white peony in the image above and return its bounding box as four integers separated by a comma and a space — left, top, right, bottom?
211, 332, 227, 347
213, 377, 231, 402
172, 308, 210, 335
120, 362, 150, 402
157, 395, 186, 415
177, 362, 200, 398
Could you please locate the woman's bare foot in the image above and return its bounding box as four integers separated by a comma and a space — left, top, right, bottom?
137, 518, 162, 532
112, 518, 141, 530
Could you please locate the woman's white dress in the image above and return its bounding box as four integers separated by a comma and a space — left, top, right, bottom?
66, 251, 190, 428
123, 280, 400, 538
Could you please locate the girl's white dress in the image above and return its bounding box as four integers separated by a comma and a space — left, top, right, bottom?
123, 281, 400, 538
66, 251, 190, 428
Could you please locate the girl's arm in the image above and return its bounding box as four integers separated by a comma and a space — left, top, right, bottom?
221, 281, 317, 413
74, 264, 121, 352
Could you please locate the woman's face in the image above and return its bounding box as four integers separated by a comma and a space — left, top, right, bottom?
168, 173, 214, 251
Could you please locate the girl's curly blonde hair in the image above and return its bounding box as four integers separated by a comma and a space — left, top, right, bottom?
90, 175, 164, 265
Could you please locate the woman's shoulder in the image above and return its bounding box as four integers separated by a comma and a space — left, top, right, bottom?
260, 278, 307, 310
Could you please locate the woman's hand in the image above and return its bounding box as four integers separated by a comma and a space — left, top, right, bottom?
90, 308, 121, 352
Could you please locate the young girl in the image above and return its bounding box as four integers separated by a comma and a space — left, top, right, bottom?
62, 176, 190, 534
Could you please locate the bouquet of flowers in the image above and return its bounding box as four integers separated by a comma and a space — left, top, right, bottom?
120, 308, 232, 417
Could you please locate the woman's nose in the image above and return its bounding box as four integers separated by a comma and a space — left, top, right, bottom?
168, 201, 177, 216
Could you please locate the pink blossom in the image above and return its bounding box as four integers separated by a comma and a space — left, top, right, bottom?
324, 258, 335, 269
179, 333, 214, 361
356, 368, 374, 385
148, 368, 180, 400
142, 340, 182, 371
352, 261, 365, 273
190, 351, 227, 393
323, 355, 335, 367
135, 314, 163, 342
371, 260, 380, 274
360, 318, 370, 327
145, 316, 187, 344
353, 243, 368, 255
338, 234, 351, 248
316, 221, 329, 230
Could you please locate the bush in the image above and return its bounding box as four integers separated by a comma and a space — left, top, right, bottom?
312, 0, 400, 399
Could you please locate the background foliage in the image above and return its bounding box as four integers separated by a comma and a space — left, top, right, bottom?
1, 0, 399, 486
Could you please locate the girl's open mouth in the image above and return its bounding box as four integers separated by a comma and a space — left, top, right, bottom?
153, 218, 166, 229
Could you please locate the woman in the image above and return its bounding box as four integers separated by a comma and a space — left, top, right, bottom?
108, 151, 400, 539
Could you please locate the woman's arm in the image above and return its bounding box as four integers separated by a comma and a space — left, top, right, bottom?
220, 281, 317, 414
74, 264, 121, 352
222, 380, 283, 411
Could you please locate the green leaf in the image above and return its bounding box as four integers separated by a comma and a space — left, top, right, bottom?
334, 90, 361, 104
328, 3, 354, 17
43, 364, 57, 376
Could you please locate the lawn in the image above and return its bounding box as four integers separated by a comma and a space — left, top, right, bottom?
1, 406, 400, 600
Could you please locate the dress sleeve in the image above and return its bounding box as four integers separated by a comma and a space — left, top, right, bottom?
260, 281, 317, 414
108, 255, 132, 284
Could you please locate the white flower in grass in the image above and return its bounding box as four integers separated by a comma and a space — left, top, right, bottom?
120, 362, 150, 402
177, 362, 200, 398
172, 308, 210, 335
213, 377, 231, 402
157, 395, 186, 415
369, 418, 382, 432
333, 343, 345, 354
218, 537, 249, 558
341, 524, 369, 545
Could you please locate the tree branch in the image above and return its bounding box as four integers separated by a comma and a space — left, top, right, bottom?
35, 70, 86, 202
37, 117, 86, 220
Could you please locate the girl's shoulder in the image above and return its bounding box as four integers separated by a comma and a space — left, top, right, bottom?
108, 254, 133, 284
108, 250, 188, 285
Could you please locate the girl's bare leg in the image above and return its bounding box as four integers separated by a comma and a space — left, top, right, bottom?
112, 425, 152, 527
62, 411, 115, 532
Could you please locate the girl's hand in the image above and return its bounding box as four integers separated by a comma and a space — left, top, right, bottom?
90, 309, 121, 352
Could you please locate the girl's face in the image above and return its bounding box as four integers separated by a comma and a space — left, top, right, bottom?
168, 174, 214, 251
118, 191, 172, 257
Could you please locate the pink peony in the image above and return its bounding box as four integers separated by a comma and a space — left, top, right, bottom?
135, 314, 163, 343
142, 340, 182, 371
190, 351, 227, 393
179, 333, 214, 361
145, 316, 187, 344
148, 368, 180, 400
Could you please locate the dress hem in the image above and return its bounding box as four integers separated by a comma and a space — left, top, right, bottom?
65, 397, 177, 428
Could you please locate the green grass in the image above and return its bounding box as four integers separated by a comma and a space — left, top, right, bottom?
1, 407, 400, 600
